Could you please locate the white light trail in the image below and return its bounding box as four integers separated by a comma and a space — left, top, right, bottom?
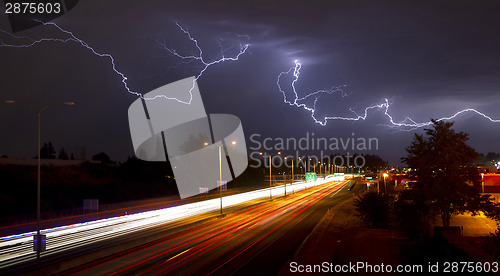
0, 178, 343, 267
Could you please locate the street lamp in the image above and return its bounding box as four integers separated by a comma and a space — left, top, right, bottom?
218, 144, 222, 214
298, 156, 302, 176
261, 151, 280, 200
383, 173, 389, 193
284, 157, 294, 196
481, 173, 485, 194
211, 140, 237, 215
5, 99, 74, 267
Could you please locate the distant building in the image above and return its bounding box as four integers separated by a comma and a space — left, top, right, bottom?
478, 174, 500, 203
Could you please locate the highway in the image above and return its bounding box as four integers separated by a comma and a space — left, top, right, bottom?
56, 179, 357, 275
0, 177, 347, 274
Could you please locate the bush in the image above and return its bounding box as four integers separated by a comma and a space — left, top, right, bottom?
354, 191, 391, 228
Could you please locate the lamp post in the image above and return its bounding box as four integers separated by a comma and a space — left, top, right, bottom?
284, 157, 287, 196
215, 140, 237, 215
284, 157, 294, 196
383, 173, 389, 194
261, 151, 280, 200
219, 144, 223, 214
298, 157, 301, 177
283, 157, 293, 196
481, 173, 485, 194
5, 99, 74, 267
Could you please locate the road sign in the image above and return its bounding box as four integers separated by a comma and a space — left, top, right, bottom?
33, 234, 46, 252
305, 172, 317, 182
332, 173, 345, 181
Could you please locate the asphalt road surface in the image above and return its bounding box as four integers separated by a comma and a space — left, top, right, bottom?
55, 179, 362, 275
0, 178, 340, 274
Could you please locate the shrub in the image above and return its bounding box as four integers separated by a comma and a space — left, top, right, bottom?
354, 191, 391, 228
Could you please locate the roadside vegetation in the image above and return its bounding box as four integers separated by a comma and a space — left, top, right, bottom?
354, 120, 500, 261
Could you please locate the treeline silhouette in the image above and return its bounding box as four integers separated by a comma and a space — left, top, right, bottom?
0, 156, 266, 222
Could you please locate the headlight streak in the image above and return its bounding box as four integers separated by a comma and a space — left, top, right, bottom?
140, 180, 344, 275
47, 180, 346, 275
0, 178, 337, 267
203, 181, 341, 276
68, 184, 340, 276
73, 198, 283, 275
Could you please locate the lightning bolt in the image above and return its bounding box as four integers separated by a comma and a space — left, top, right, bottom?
278, 60, 500, 130
155, 22, 249, 104
0, 21, 249, 104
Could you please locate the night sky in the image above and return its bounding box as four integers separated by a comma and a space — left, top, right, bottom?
1, 0, 499, 165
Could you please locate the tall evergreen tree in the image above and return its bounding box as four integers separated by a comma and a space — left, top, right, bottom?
58, 147, 69, 160
40, 142, 56, 159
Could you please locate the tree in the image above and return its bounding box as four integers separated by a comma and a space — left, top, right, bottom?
92, 152, 111, 164
393, 189, 433, 239
58, 147, 69, 160
402, 119, 484, 228
179, 133, 211, 155
354, 191, 391, 228
40, 142, 56, 159
362, 154, 389, 169
486, 152, 500, 162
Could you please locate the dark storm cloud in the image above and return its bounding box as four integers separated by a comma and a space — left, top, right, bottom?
1, 0, 500, 164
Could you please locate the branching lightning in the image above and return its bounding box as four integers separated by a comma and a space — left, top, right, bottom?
278, 60, 500, 130
155, 23, 249, 104
0, 21, 249, 104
